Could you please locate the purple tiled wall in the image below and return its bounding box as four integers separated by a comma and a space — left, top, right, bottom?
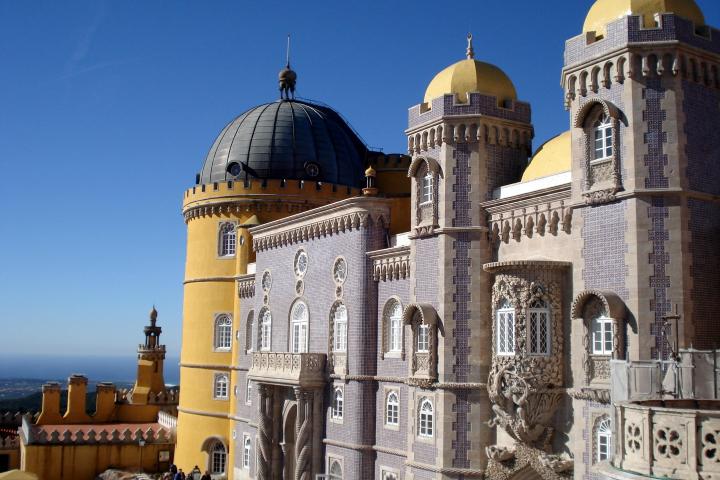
581, 202, 629, 301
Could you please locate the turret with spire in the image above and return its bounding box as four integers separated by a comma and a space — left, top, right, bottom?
131, 306, 167, 404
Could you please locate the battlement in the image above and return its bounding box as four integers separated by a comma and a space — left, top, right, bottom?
22, 416, 172, 446
565, 14, 720, 69
408, 92, 532, 131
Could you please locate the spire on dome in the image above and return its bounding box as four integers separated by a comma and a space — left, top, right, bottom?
466, 33, 474, 60
279, 34, 297, 100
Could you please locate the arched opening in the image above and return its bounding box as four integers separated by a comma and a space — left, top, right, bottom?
282, 403, 297, 479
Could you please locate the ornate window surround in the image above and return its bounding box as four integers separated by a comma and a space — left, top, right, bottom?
593, 414, 612, 464
385, 389, 400, 429
289, 299, 310, 353
571, 290, 626, 387
213, 373, 229, 400
331, 385, 344, 423
201, 437, 228, 475
327, 456, 343, 480
408, 156, 442, 234
258, 308, 272, 352
381, 297, 404, 359
574, 98, 623, 205
245, 310, 254, 354
403, 303, 439, 387
417, 397, 435, 439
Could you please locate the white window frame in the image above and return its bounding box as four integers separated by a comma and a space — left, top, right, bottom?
420, 172, 433, 205
259, 309, 272, 351
213, 373, 229, 400
381, 470, 399, 480
327, 457, 343, 480
418, 397, 434, 438
417, 324, 430, 353
290, 301, 309, 353
388, 301, 403, 354
333, 304, 347, 353
528, 300, 551, 355
210, 441, 227, 475
385, 391, 399, 427
332, 387, 344, 420
597, 417, 612, 462
214, 314, 233, 351
592, 114, 613, 162
245, 379, 252, 405
245, 310, 254, 354
592, 316, 613, 355
242, 435, 251, 469
496, 301, 515, 356
218, 222, 236, 257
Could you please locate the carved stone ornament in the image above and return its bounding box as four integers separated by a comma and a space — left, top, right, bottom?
487, 269, 566, 448
567, 387, 610, 404
486, 445, 516, 462
538, 453, 574, 473
485, 443, 574, 480
583, 187, 618, 205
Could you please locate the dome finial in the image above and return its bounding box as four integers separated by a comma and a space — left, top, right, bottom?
279, 34, 297, 100
466, 33, 474, 60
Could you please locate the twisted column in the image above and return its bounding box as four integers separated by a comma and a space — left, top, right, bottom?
294, 387, 313, 480
257, 384, 274, 480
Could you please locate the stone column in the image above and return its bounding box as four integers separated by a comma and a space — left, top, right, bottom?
294, 387, 313, 480
257, 384, 274, 480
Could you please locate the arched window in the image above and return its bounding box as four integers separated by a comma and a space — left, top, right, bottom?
593, 114, 613, 161
417, 324, 430, 353
259, 309, 272, 351
219, 222, 236, 257
332, 387, 344, 419
592, 315, 613, 355
210, 441, 227, 474
333, 304, 347, 353
245, 310, 254, 354
420, 171, 433, 205
386, 391, 399, 426
528, 299, 551, 355
245, 379, 252, 405
242, 435, 251, 469
213, 374, 228, 399
386, 300, 403, 354
597, 417, 612, 461
418, 398, 434, 437
214, 314, 232, 351
290, 301, 309, 353
329, 459, 343, 480
382, 472, 398, 480
496, 300, 515, 355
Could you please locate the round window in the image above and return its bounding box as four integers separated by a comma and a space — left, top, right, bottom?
261, 270, 272, 292
294, 250, 309, 277
333, 258, 347, 284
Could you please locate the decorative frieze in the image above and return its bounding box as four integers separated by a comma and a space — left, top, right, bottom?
247, 352, 326, 389
368, 245, 410, 282
237, 276, 255, 299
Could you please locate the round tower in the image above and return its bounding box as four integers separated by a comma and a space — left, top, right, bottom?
175, 66, 372, 475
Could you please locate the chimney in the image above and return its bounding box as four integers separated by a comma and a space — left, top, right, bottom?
94, 382, 117, 422
63, 374, 91, 423
36, 382, 62, 425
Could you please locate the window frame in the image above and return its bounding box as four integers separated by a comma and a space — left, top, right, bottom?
242, 435, 251, 469
420, 171, 434, 206
418, 397, 434, 438
331, 387, 344, 421
527, 299, 551, 356
210, 441, 227, 475
597, 417, 612, 462
327, 457, 343, 480
213, 313, 233, 351
290, 301, 310, 353
417, 324, 430, 353
592, 114, 613, 163
245, 378, 252, 405
591, 315, 614, 355
496, 301, 515, 356
385, 390, 399, 427
245, 310, 255, 354
218, 222, 237, 258
333, 304, 347, 353
259, 308, 272, 352
213, 373, 229, 400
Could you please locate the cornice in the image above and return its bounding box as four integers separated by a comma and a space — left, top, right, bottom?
481, 184, 571, 212
483, 260, 572, 273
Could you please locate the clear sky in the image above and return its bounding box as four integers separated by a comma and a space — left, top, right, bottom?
1, 0, 718, 357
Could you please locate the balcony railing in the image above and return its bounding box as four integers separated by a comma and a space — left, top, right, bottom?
248, 352, 326, 388
611, 399, 720, 479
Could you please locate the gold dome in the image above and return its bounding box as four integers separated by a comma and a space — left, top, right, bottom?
521, 131, 571, 182
423, 34, 517, 105
583, 0, 705, 35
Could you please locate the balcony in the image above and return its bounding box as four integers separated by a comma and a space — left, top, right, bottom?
609, 399, 720, 479
248, 352, 326, 389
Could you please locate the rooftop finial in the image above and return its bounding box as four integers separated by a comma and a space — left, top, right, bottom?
279, 34, 297, 100
150, 305, 158, 324
466, 33, 474, 60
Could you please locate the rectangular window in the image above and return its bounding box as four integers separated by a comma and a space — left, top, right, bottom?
421, 173, 433, 205
592, 317, 613, 355
292, 323, 308, 353
528, 310, 551, 355
242, 435, 251, 469
334, 320, 347, 352
417, 324, 430, 353
594, 125, 613, 161
598, 434, 609, 460
245, 380, 252, 405
497, 310, 515, 355
390, 317, 402, 352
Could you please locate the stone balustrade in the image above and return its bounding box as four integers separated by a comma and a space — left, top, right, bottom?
157, 411, 177, 432
612, 399, 720, 479
248, 352, 326, 388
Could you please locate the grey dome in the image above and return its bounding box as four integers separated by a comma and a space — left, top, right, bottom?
198, 99, 369, 187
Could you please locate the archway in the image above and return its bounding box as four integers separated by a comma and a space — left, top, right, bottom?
282, 402, 297, 479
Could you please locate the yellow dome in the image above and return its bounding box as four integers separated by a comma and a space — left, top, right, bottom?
583, 0, 705, 35
521, 131, 571, 182
424, 58, 517, 104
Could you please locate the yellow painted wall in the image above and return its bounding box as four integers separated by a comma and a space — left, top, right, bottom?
0, 447, 20, 471
21, 442, 173, 480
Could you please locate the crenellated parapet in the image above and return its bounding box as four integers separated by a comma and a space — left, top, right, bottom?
24, 422, 172, 446
563, 14, 720, 110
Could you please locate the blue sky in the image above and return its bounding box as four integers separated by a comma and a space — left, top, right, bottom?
0, 0, 718, 357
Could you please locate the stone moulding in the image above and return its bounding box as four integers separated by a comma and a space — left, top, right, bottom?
368, 245, 411, 282
568, 387, 611, 404
247, 352, 327, 389
183, 199, 313, 223
486, 443, 574, 480
237, 276, 256, 299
